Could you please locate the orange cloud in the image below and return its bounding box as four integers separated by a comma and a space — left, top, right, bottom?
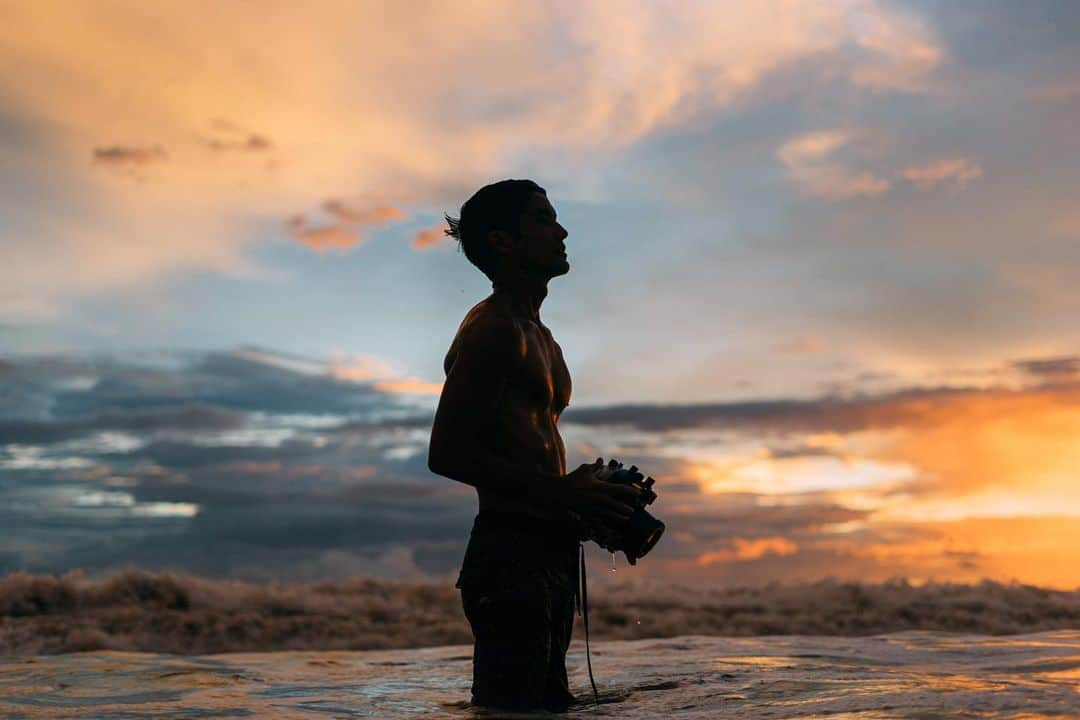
92, 145, 167, 166
777, 131, 891, 200
815, 516, 1080, 588
287, 201, 406, 252
902, 158, 982, 189
1012, 355, 1080, 381
411, 226, 449, 250
698, 536, 799, 565
0, 1, 943, 316
198, 120, 273, 153
676, 383, 1080, 508
323, 201, 405, 226
286, 218, 358, 251
374, 378, 443, 395
598, 376, 1080, 585
848, 9, 943, 91
328, 353, 400, 383
328, 352, 442, 395
923, 516, 1080, 589
203, 134, 271, 152
876, 386, 1080, 501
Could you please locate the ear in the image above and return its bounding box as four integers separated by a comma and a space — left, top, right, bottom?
487, 229, 516, 257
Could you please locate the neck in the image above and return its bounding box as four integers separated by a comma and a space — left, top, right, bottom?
491, 275, 549, 321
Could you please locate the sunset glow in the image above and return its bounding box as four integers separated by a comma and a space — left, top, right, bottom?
1, 2, 1078, 590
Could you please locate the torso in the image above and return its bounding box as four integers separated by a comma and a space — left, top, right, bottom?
445, 296, 572, 524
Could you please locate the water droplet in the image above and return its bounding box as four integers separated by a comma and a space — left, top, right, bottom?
610, 553, 617, 573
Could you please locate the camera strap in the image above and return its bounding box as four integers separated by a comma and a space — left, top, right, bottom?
578, 542, 600, 705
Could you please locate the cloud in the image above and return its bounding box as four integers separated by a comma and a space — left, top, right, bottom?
1011, 355, 1080, 381
876, 386, 1080, 502
322, 200, 405, 226
7, 347, 1080, 590
845, 6, 944, 91
286, 217, 359, 251
778, 141, 981, 201
0, 344, 461, 580
328, 353, 400, 383
697, 536, 799, 565
0, 346, 421, 421
328, 352, 442, 395
287, 200, 407, 252
773, 337, 825, 354
562, 356, 1080, 561
0, 403, 244, 444
902, 158, 982, 189
374, 379, 444, 396
198, 120, 273, 152
202, 134, 271, 152
565, 390, 920, 433
0, 1, 943, 318
92, 145, 167, 166
777, 131, 891, 200
564, 367, 1079, 434
410, 225, 450, 250
661, 503, 869, 546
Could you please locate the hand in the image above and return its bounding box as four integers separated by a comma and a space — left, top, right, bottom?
561, 458, 640, 525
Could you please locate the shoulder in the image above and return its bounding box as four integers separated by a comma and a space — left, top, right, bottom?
459, 306, 526, 360
445, 302, 525, 373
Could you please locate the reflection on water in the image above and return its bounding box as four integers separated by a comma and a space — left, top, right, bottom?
1, 631, 1078, 718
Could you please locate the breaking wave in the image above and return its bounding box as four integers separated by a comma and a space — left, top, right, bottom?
2, 569, 1078, 654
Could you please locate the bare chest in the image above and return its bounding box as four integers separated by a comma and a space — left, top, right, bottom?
515, 323, 572, 414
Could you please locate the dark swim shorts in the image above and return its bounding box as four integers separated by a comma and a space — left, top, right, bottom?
456, 511, 581, 713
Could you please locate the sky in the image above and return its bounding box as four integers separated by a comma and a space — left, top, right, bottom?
1, 1, 1079, 589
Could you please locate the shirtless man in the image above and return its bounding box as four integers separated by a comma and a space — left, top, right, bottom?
428, 179, 639, 712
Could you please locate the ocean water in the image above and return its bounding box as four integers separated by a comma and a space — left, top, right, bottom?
1, 631, 1078, 718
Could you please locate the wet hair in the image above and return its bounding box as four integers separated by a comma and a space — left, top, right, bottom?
444, 179, 546, 280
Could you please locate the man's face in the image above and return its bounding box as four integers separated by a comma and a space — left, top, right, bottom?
513, 192, 570, 279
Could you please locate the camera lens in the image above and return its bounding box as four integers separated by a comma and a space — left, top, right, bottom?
622, 507, 665, 565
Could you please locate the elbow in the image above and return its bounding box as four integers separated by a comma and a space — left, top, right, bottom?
427, 445, 454, 478
428, 432, 472, 482
427, 455, 445, 476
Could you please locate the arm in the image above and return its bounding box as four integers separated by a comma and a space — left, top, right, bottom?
427, 317, 564, 506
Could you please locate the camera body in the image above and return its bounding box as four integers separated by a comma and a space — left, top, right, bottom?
573, 458, 665, 565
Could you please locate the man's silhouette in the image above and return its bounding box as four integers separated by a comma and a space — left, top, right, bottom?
428, 179, 639, 712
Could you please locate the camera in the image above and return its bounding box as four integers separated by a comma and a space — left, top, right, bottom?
574, 458, 665, 565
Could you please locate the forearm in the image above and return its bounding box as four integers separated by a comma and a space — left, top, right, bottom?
429, 446, 566, 507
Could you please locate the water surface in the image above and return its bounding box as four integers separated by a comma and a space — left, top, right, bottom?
2, 631, 1078, 718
